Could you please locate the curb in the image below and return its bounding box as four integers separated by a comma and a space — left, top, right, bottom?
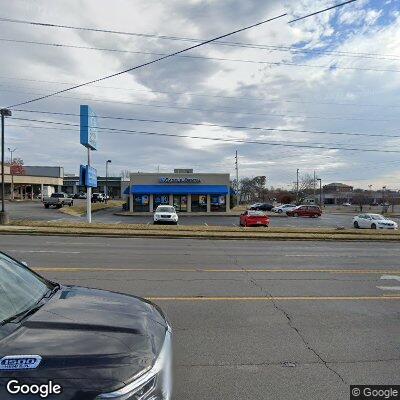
1, 226, 399, 242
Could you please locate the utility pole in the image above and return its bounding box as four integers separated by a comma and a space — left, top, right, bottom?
296, 168, 299, 204
317, 178, 322, 206
105, 159, 111, 203
8, 147, 16, 201
235, 150, 239, 207
313, 170, 316, 204
1, 108, 12, 224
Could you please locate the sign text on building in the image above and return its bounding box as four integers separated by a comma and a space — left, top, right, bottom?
159, 177, 201, 184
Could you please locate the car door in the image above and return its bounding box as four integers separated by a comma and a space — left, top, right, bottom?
359, 215, 369, 228
240, 211, 247, 226
297, 206, 307, 216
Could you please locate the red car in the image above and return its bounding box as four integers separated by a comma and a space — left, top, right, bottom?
286, 205, 322, 218
240, 210, 270, 227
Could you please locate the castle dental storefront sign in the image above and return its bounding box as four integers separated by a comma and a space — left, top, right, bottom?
159, 177, 201, 184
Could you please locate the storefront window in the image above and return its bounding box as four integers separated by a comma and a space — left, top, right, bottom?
133, 194, 150, 212
173, 195, 187, 212
210, 195, 226, 212
154, 195, 169, 209
191, 195, 207, 212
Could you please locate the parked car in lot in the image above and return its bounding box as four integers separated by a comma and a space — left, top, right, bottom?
353, 213, 398, 230
287, 205, 322, 218
73, 192, 87, 199
249, 203, 273, 211
272, 204, 297, 213
154, 205, 178, 225
343, 202, 352, 207
240, 210, 270, 227
42, 192, 74, 209
0, 252, 172, 400
91, 193, 106, 203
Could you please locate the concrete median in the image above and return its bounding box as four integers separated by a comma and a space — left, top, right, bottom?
1, 220, 399, 241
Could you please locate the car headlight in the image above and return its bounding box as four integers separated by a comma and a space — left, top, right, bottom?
96, 327, 172, 400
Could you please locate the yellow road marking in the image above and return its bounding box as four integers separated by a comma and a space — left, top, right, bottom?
33, 267, 400, 275
146, 296, 400, 301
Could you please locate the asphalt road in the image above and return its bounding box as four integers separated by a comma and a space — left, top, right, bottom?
1, 235, 399, 400
8, 200, 399, 229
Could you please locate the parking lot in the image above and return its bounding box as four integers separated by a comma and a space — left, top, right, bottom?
6, 200, 399, 229
1, 234, 398, 400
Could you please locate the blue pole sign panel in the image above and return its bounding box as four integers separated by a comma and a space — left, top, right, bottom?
85, 165, 98, 188
80, 105, 98, 150
79, 164, 86, 186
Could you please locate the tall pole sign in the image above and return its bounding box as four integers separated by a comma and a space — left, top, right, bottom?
80, 105, 98, 223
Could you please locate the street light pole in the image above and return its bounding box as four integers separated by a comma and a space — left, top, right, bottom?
8, 147, 16, 201
105, 159, 111, 203
296, 169, 299, 204
1, 108, 12, 224
317, 178, 322, 206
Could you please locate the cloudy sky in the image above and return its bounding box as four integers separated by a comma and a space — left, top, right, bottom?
0, 0, 399, 189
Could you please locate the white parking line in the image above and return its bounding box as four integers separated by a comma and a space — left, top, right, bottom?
9, 250, 81, 254
204, 222, 208, 226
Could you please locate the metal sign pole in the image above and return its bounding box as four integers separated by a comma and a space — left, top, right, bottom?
87, 148, 92, 223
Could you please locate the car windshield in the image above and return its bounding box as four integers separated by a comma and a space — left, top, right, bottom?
370, 214, 386, 220
248, 210, 265, 216
0, 253, 50, 324
157, 206, 175, 213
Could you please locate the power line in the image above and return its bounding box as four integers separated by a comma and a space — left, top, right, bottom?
3, 2, 389, 61
4, 1, 357, 108
3, 87, 398, 123
1, 35, 398, 61
4, 13, 286, 108
8, 115, 400, 154
12, 109, 400, 139
1, 37, 399, 73
2, 75, 398, 109
10, 121, 400, 168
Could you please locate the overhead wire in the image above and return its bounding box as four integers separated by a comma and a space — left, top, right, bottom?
12, 109, 400, 139
8, 115, 400, 154
4, 0, 357, 108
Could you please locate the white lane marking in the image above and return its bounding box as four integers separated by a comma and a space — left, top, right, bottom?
45, 241, 107, 246
377, 275, 400, 292
285, 255, 322, 257
8, 250, 81, 254
381, 275, 400, 282
377, 286, 400, 291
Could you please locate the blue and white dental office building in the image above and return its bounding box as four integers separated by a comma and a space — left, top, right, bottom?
125, 169, 230, 212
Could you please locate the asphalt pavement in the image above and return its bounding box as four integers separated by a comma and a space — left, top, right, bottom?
1, 235, 399, 400
7, 200, 399, 229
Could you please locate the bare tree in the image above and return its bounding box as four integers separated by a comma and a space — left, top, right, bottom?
120, 170, 131, 179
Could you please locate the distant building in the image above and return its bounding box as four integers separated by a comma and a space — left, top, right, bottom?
62, 176, 123, 198
323, 182, 353, 193
0, 165, 64, 200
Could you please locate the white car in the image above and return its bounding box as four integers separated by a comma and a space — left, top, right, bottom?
353, 214, 398, 230
154, 205, 178, 225
272, 204, 297, 214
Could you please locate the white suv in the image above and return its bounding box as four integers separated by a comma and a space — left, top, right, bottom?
154, 205, 179, 225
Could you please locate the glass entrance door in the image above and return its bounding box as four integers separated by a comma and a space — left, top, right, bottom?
173, 195, 187, 212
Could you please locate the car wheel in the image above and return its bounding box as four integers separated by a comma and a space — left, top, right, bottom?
44, 204, 49, 209
354, 221, 359, 229
371, 223, 377, 229
278, 209, 283, 213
